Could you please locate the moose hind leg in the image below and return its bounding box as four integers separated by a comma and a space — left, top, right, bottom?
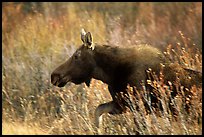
95, 101, 126, 128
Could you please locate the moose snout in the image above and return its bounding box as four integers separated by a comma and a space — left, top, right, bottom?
51, 71, 70, 87
51, 73, 60, 86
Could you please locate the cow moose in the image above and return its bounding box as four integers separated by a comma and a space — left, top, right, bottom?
51, 29, 202, 128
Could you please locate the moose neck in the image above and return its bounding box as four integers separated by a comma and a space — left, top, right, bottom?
91, 45, 132, 86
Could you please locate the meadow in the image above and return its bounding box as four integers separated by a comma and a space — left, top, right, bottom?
2, 2, 202, 135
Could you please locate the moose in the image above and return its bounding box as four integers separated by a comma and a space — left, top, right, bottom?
51, 29, 202, 127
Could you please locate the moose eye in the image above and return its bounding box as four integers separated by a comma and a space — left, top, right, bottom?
73, 51, 81, 60
74, 54, 79, 60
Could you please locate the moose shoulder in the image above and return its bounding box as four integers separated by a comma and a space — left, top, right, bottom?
51, 29, 202, 128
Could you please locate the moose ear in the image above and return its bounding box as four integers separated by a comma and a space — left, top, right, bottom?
81, 29, 95, 50
85, 32, 95, 50
85, 78, 91, 87
85, 32, 92, 45
81, 28, 86, 43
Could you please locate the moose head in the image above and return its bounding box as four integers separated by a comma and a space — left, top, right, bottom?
51, 29, 96, 87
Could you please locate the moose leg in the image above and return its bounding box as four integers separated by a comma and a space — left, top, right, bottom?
108, 86, 117, 100
95, 101, 126, 128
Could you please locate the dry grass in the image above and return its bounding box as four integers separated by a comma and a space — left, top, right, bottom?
2, 2, 202, 135
2, 120, 47, 135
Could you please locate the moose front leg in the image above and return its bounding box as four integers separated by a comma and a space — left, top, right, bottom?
95, 101, 126, 128
95, 86, 128, 128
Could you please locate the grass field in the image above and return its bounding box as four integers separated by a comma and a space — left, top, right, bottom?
2, 2, 202, 135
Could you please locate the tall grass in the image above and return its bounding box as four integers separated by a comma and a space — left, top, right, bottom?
2, 2, 202, 135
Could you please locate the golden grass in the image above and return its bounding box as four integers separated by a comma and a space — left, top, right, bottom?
2, 120, 48, 135
2, 2, 202, 135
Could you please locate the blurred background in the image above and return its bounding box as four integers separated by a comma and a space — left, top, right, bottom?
2, 2, 202, 135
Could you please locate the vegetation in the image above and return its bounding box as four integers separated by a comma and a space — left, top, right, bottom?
2, 2, 202, 135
